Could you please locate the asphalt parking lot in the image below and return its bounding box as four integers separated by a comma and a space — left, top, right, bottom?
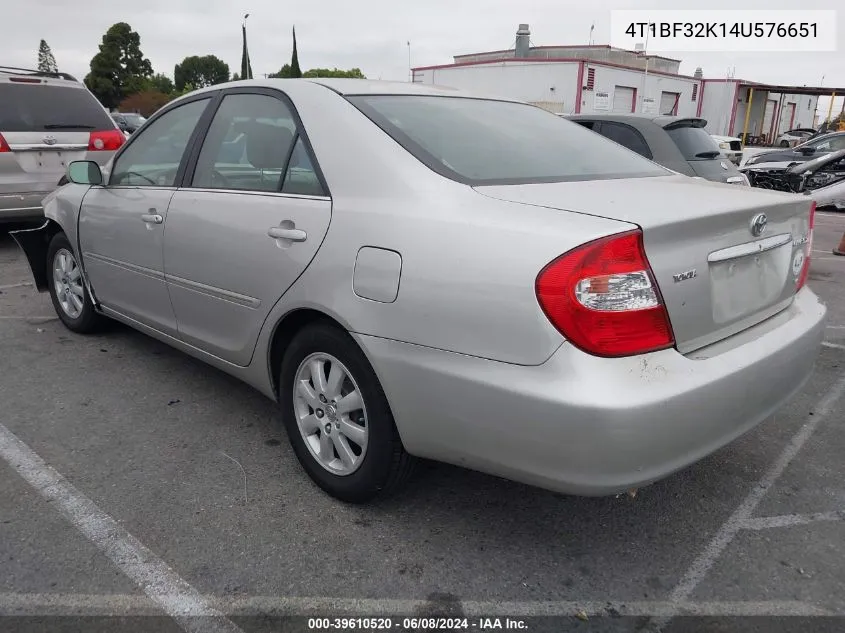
1, 212, 844, 633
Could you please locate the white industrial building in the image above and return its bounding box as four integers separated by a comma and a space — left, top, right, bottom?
412, 24, 836, 142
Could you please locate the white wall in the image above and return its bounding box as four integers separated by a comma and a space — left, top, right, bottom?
583, 65, 699, 117
413, 62, 578, 113
699, 81, 737, 135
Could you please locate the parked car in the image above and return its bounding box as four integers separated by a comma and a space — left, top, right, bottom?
775, 128, 817, 148
567, 114, 749, 185
710, 134, 743, 165
111, 112, 147, 135
12, 80, 825, 503
746, 132, 845, 166
0, 66, 125, 224
740, 148, 845, 210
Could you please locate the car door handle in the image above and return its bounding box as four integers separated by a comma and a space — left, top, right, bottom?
141, 213, 163, 224
268, 227, 307, 242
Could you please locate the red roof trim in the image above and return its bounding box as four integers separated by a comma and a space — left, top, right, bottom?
412, 57, 700, 81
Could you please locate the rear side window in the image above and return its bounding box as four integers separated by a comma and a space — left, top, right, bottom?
664, 125, 721, 161
349, 95, 669, 185
596, 122, 653, 159
0, 83, 114, 132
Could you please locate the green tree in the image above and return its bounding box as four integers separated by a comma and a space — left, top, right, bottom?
290, 26, 302, 78
302, 68, 365, 79
240, 25, 253, 80
232, 72, 241, 81
174, 55, 229, 90
148, 73, 175, 94
37, 40, 58, 73
84, 22, 153, 109
268, 64, 293, 78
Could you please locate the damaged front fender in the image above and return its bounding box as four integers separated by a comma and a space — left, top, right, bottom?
9, 221, 58, 292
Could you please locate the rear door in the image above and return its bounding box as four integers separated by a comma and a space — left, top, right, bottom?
163, 88, 332, 366
0, 80, 117, 195
79, 96, 214, 335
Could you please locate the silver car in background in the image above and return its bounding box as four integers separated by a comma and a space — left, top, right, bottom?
1, 66, 125, 223
12, 79, 825, 503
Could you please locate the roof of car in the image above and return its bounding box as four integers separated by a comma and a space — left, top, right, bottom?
183, 78, 523, 102
566, 113, 706, 128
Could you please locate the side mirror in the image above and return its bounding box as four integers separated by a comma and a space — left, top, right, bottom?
797, 146, 816, 155
67, 161, 103, 186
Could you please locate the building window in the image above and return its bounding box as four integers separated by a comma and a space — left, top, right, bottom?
691, 84, 698, 102
586, 68, 595, 91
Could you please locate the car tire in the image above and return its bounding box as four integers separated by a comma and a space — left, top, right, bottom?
46, 232, 104, 334
279, 322, 416, 503
780, 140, 790, 147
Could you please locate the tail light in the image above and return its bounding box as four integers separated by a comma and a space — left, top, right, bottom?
0, 133, 10, 153
795, 201, 815, 291
88, 129, 125, 151
536, 230, 675, 358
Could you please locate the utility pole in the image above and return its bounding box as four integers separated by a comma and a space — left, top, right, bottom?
407, 41, 412, 82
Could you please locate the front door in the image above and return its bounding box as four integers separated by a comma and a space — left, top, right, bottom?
163, 90, 331, 366
78, 97, 212, 334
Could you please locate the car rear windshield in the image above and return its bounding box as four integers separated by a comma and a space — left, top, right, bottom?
664, 125, 722, 161
347, 95, 669, 185
0, 82, 113, 132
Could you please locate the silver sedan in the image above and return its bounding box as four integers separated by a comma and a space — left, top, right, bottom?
12, 79, 826, 503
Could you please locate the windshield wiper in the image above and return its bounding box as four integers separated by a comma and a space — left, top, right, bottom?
695, 151, 722, 159
43, 124, 95, 129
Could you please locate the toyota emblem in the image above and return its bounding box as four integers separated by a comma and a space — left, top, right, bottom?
750, 213, 768, 237
43, 135, 58, 146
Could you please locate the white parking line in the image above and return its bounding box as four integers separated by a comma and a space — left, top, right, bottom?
651, 372, 845, 632
823, 342, 845, 351
0, 594, 834, 617
0, 423, 244, 633
740, 511, 844, 531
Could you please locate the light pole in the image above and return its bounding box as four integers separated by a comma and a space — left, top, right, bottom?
640, 24, 651, 114
243, 13, 252, 79
407, 41, 412, 82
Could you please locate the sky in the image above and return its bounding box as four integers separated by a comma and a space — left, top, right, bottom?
6, 0, 845, 116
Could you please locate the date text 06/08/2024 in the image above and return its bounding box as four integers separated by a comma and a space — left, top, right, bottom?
307, 617, 529, 630
625, 21, 818, 39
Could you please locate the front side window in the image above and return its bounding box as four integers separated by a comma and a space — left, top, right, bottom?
110, 98, 209, 186
597, 122, 653, 159
348, 96, 669, 185
192, 93, 313, 193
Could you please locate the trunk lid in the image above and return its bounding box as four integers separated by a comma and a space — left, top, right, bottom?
476, 175, 813, 353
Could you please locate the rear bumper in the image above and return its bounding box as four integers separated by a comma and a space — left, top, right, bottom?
0, 192, 47, 222
358, 288, 826, 496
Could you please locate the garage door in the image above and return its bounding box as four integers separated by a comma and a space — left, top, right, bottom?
659, 92, 679, 115
779, 103, 796, 135
762, 99, 776, 138
612, 86, 635, 113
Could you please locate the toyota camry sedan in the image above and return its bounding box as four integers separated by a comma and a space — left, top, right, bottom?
12, 79, 826, 503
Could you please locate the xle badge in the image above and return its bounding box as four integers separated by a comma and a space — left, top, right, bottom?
673, 269, 697, 283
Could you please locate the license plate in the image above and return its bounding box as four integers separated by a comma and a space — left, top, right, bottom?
709, 244, 791, 324
15, 150, 70, 174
